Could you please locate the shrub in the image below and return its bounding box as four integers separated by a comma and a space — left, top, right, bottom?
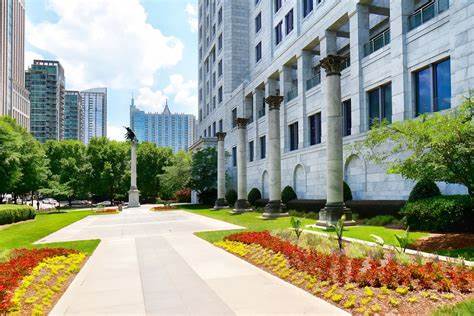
408, 179, 441, 202
346, 200, 405, 218
401, 195, 473, 232
175, 188, 191, 203
281, 186, 297, 204
343, 181, 353, 202
247, 188, 262, 206
225, 189, 238, 206
364, 215, 399, 227
0, 205, 36, 225
198, 188, 217, 206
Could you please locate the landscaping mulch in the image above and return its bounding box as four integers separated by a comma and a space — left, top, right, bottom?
410, 233, 474, 252
150, 206, 177, 211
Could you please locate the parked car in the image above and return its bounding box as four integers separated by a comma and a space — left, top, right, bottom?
71, 200, 92, 207
96, 201, 112, 207
42, 198, 59, 207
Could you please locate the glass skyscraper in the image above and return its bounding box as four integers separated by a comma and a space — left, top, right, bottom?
81, 88, 107, 144
130, 97, 195, 152
64, 90, 83, 141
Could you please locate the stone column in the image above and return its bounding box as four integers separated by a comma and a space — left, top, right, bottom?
317, 55, 353, 226
214, 132, 228, 209
262, 95, 288, 218
233, 118, 250, 213
128, 140, 140, 208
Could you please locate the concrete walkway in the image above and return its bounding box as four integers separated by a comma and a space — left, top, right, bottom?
40, 205, 347, 316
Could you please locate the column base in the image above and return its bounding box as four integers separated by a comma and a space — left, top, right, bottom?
261, 200, 288, 219
213, 198, 228, 210
231, 199, 252, 214
315, 203, 355, 227
127, 189, 140, 208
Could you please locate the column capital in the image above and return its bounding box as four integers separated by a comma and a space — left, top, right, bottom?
236, 117, 249, 129
265, 95, 284, 110
320, 55, 346, 76
216, 132, 226, 141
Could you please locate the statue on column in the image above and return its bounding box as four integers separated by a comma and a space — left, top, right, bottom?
125, 127, 140, 208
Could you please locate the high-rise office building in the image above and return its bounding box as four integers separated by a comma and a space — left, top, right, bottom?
26, 60, 65, 143
81, 88, 107, 144
130, 98, 195, 152
64, 90, 83, 141
0, 0, 30, 129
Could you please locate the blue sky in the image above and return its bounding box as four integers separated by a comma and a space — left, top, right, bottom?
25, 0, 198, 140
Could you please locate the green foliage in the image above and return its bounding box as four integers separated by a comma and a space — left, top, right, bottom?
159, 150, 191, 200
401, 195, 473, 232
281, 185, 297, 204
247, 188, 262, 206
137, 142, 173, 202
175, 188, 191, 203
290, 217, 303, 241
431, 298, 474, 316
330, 214, 346, 252
189, 147, 217, 200
0, 205, 36, 225
343, 181, 353, 202
370, 234, 385, 247
408, 179, 441, 202
355, 98, 474, 196
364, 215, 400, 227
288, 210, 318, 220
225, 189, 238, 206
394, 226, 410, 253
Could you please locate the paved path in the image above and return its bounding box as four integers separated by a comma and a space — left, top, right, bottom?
40, 205, 347, 316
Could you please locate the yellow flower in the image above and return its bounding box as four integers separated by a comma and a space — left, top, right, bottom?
395, 286, 409, 295
441, 293, 455, 300
389, 297, 400, 307
331, 293, 344, 303
364, 287, 374, 297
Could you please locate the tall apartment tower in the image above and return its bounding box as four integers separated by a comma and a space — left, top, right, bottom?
196, 0, 249, 140
81, 87, 107, 144
64, 90, 84, 141
26, 60, 65, 143
130, 98, 195, 153
196, 0, 473, 200
0, 0, 30, 129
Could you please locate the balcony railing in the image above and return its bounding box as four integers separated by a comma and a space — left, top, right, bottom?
364, 28, 390, 56
286, 88, 298, 102
306, 73, 321, 90
408, 0, 449, 31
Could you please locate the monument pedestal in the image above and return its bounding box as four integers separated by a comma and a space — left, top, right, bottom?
128, 188, 140, 208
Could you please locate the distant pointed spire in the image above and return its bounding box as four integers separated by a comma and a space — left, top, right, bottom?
131, 91, 135, 107
163, 99, 171, 115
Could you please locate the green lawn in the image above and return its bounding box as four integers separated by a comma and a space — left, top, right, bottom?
181, 206, 428, 247
436, 248, 474, 262
431, 299, 474, 316
0, 210, 100, 259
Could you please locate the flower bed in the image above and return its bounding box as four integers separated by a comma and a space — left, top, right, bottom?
0, 248, 84, 314
150, 205, 177, 211
216, 231, 474, 315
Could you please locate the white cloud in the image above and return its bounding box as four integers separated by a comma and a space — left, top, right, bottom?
136, 74, 197, 115
26, 0, 184, 90
185, 3, 198, 33
107, 124, 124, 141
24, 51, 44, 70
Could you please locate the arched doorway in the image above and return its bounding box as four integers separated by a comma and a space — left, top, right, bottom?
344, 154, 366, 200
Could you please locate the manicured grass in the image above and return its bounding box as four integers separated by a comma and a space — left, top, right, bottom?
182, 206, 428, 247
436, 248, 474, 262
0, 210, 100, 258
431, 299, 474, 316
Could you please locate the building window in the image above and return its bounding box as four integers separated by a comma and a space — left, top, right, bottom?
231, 108, 237, 128
255, 12, 262, 33
255, 42, 262, 62
218, 7, 222, 24
414, 58, 451, 116
208, 126, 211, 137
275, 21, 283, 45
303, 0, 313, 17
213, 121, 216, 136
204, 130, 207, 137
285, 9, 294, 34
368, 83, 392, 126
219, 119, 223, 132
274, 0, 282, 12
260, 136, 266, 159
342, 99, 352, 136
309, 112, 321, 145
212, 72, 216, 87
249, 141, 254, 162
218, 60, 223, 77
218, 34, 223, 51
232, 146, 237, 166
258, 97, 266, 118
289, 122, 299, 151
218, 86, 223, 103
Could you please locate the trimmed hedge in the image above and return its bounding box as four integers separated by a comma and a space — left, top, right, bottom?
408, 179, 441, 202
281, 186, 297, 204
247, 188, 262, 206
225, 189, 238, 206
401, 195, 473, 233
0, 204, 36, 225
343, 181, 353, 202
346, 200, 405, 219
286, 199, 326, 213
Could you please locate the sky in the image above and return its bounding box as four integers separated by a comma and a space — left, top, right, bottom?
25, 0, 198, 141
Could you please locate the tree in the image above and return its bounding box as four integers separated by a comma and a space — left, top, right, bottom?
43, 140, 90, 205
0, 116, 23, 194
159, 150, 191, 200
87, 137, 129, 201
355, 97, 474, 196
189, 147, 217, 198
137, 142, 173, 202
